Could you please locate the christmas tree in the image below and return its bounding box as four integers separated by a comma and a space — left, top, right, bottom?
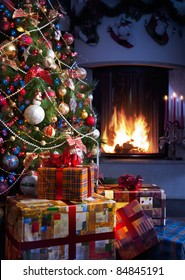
0, 0, 100, 197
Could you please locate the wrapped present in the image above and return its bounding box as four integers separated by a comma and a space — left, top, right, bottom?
154, 218, 185, 260
37, 165, 94, 201
5, 194, 116, 260
135, 218, 185, 260
116, 199, 159, 260
96, 183, 166, 226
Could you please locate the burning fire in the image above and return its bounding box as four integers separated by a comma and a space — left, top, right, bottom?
102, 107, 150, 154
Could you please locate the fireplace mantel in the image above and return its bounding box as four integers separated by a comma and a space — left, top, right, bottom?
99, 158, 185, 199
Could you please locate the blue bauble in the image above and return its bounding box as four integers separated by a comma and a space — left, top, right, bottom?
2, 154, 19, 171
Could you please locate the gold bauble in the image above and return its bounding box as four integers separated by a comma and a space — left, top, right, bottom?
0, 40, 17, 59
58, 85, 67, 97
58, 102, 70, 115
10, 136, 15, 142
40, 140, 46, 146
10, 101, 16, 107
34, 126, 39, 131
81, 109, 88, 119
51, 116, 58, 123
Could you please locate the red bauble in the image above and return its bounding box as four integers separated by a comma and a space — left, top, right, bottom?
19, 34, 33, 46
63, 33, 74, 45
3, 18, 11, 31
0, 93, 7, 107
43, 125, 55, 137
85, 115, 96, 126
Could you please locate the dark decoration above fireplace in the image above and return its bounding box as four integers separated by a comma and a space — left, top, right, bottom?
93, 66, 169, 158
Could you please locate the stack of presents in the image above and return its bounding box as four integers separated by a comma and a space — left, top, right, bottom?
4, 166, 185, 260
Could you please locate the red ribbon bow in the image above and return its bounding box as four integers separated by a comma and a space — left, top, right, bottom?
50, 148, 82, 167
118, 174, 143, 191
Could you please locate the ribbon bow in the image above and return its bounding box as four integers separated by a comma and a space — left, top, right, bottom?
118, 174, 143, 191
66, 135, 87, 153
50, 148, 82, 167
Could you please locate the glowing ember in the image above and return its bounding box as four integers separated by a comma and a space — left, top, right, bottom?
102, 107, 150, 154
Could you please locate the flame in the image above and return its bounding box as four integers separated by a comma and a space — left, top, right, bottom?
102, 107, 150, 153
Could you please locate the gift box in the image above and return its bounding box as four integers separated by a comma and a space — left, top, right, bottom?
96, 183, 166, 226
5, 194, 116, 260
153, 218, 185, 260
134, 218, 185, 260
116, 199, 159, 260
37, 165, 94, 201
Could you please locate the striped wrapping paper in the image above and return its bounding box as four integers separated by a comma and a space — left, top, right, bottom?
5, 194, 116, 260
96, 183, 166, 226
116, 199, 159, 259
37, 165, 94, 201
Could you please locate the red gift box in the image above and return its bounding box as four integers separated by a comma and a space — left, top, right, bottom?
116, 199, 159, 259
37, 165, 94, 201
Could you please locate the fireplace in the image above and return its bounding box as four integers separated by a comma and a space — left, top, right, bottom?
93, 66, 169, 158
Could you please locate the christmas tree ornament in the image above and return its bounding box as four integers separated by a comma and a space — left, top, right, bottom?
88, 93, 93, 109
20, 172, 38, 196
69, 96, 77, 113
2, 154, 19, 171
24, 104, 45, 125
33, 90, 42, 105
34, 126, 39, 131
0, 181, 10, 195
3, 17, 11, 31
46, 87, 56, 100
63, 32, 74, 45
91, 146, 98, 156
76, 93, 85, 99
90, 128, 100, 139
10, 136, 16, 141
0, 93, 7, 107
0, 40, 17, 59
0, 137, 4, 147
63, 78, 75, 91
85, 115, 96, 126
25, 65, 53, 85
55, 29, 61, 41
19, 34, 33, 46
58, 85, 67, 97
81, 109, 88, 119
43, 55, 56, 69
58, 102, 70, 115
43, 125, 56, 137
50, 115, 58, 123
40, 140, 46, 146
76, 67, 87, 79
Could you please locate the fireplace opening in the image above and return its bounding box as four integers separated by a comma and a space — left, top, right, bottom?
93, 66, 169, 158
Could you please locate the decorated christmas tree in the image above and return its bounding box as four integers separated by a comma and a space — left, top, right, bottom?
0, 0, 100, 197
